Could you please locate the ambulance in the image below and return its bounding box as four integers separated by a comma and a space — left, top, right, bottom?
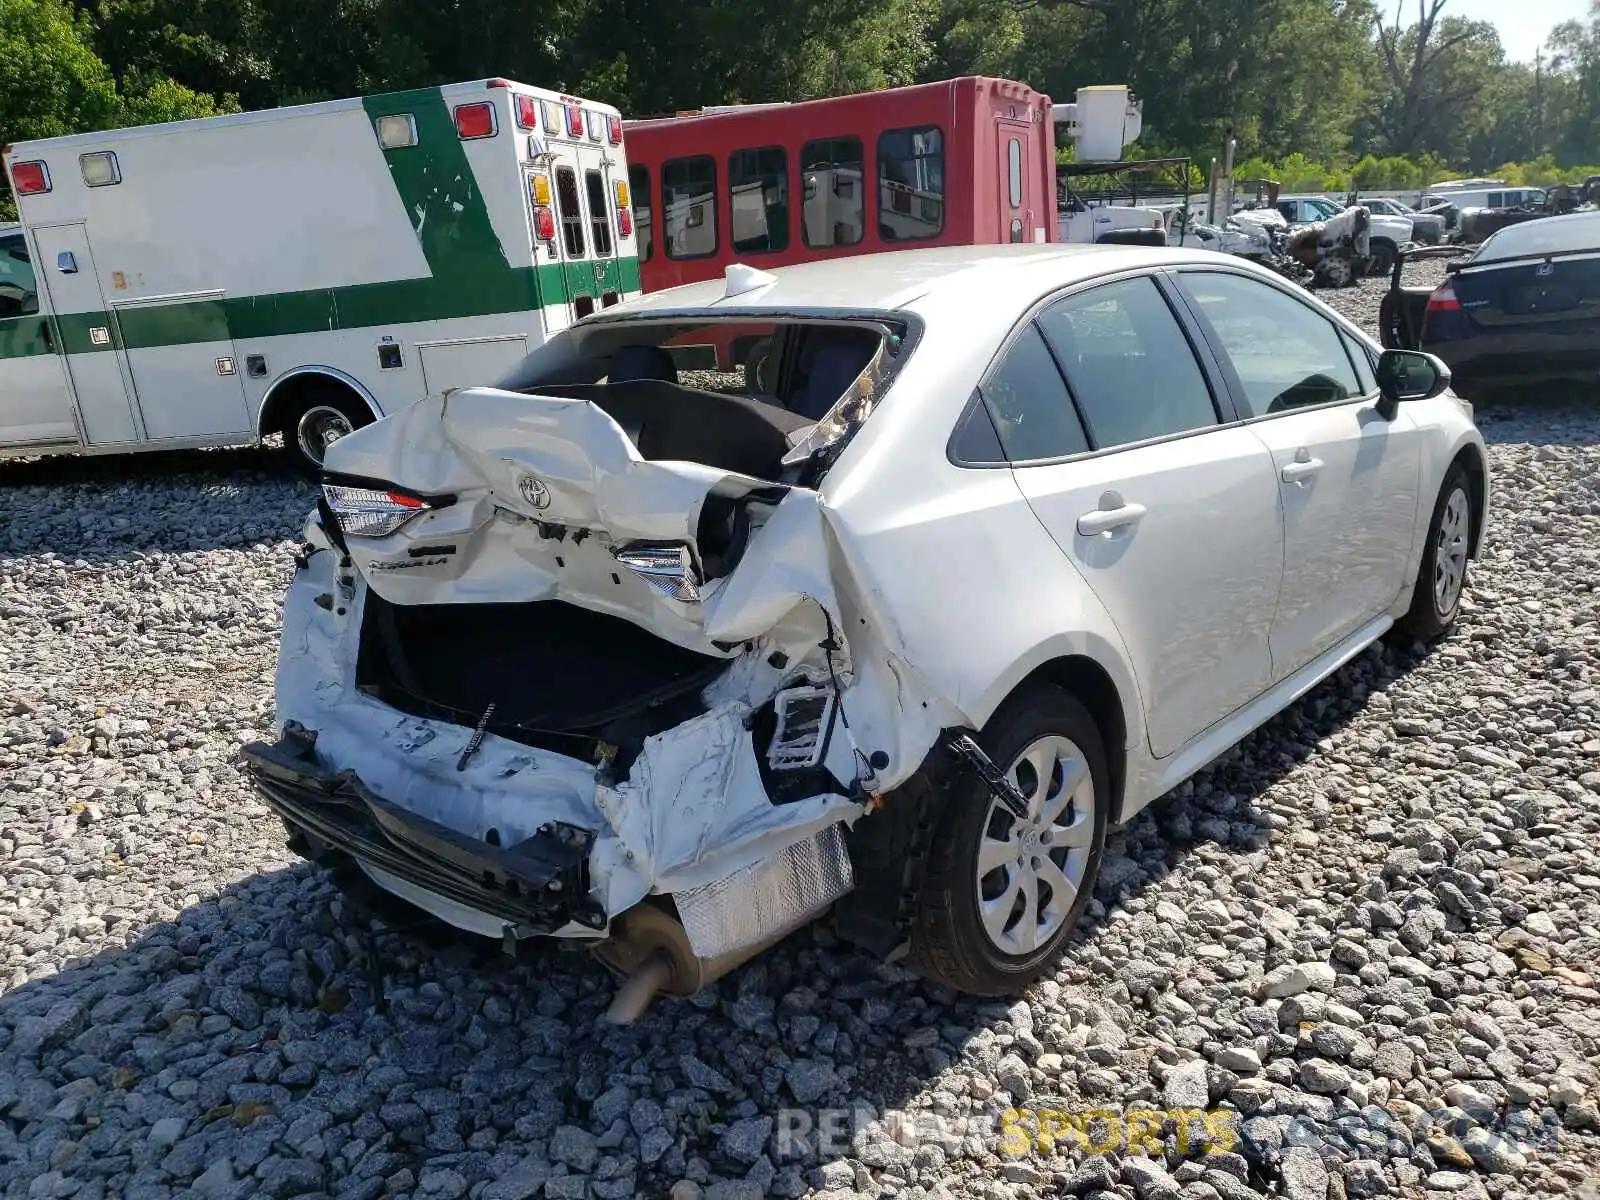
0, 78, 641, 471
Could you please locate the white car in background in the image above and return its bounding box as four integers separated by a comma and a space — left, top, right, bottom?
245, 245, 1489, 1013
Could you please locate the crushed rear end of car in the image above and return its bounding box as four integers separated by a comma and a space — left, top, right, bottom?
242, 311, 966, 1015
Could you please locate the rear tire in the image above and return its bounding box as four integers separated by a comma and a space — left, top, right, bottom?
283, 390, 372, 476
1396, 464, 1474, 642
905, 686, 1109, 996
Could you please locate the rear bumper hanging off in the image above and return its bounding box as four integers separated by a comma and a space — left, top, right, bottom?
241, 729, 605, 933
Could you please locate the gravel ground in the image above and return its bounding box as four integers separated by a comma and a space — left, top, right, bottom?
2, 272, 1598, 1200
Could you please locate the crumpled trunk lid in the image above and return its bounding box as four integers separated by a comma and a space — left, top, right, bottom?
323, 385, 810, 657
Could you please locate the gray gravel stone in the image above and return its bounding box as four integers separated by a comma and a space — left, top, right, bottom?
2, 289, 1598, 1200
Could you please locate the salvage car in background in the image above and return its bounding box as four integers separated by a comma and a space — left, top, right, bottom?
1361, 196, 1446, 244
245, 245, 1489, 1015
1380, 211, 1600, 400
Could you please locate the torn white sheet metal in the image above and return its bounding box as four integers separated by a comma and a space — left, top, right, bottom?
284, 382, 970, 940
324, 386, 784, 655
275, 550, 863, 932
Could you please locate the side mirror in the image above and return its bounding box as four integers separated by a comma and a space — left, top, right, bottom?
1375, 348, 1451, 420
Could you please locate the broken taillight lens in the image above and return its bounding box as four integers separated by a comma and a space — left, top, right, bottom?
613, 544, 701, 603
322, 484, 430, 538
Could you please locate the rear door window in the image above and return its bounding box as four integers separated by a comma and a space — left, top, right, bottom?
1037, 276, 1219, 448
801, 137, 864, 248
961, 323, 1089, 463
554, 167, 587, 258
584, 169, 614, 257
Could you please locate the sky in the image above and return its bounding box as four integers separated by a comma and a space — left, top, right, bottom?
1440, 0, 1592, 62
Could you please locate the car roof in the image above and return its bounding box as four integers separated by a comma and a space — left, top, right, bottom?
1473, 210, 1600, 263
599, 244, 1222, 316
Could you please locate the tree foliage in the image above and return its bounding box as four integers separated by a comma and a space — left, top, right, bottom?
3, 0, 1598, 224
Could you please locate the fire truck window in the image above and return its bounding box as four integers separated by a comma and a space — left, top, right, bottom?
729, 147, 789, 253
800, 136, 864, 249
629, 165, 653, 262
1007, 138, 1022, 208
554, 167, 588, 258
878, 126, 944, 242
585, 169, 614, 257
664, 156, 718, 259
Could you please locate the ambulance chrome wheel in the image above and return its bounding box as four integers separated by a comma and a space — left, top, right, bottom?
282, 390, 372, 476
297, 406, 354, 465
905, 685, 1109, 996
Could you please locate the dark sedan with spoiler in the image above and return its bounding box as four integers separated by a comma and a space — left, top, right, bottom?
1381, 211, 1600, 399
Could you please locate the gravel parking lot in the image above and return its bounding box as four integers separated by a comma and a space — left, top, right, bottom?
2, 268, 1597, 1200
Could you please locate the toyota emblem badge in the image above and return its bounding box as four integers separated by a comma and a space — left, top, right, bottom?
519, 473, 551, 510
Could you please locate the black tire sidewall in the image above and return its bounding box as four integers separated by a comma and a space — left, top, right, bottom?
1405, 464, 1472, 639
914, 687, 1110, 993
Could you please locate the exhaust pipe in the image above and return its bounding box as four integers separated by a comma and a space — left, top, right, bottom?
595, 902, 788, 1025
597, 824, 858, 1023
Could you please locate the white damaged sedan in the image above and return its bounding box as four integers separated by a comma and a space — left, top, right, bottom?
245, 245, 1489, 1016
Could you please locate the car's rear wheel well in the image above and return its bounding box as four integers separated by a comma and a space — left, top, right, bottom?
1451, 443, 1488, 557
1007, 655, 1128, 825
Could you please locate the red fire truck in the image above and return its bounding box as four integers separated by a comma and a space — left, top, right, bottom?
622, 76, 1058, 300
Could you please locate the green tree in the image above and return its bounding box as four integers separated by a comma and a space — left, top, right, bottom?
2, 0, 121, 145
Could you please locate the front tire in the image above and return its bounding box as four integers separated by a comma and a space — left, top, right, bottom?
905, 686, 1109, 996
1397, 464, 1474, 642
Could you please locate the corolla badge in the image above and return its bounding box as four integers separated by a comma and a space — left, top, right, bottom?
518, 473, 551, 510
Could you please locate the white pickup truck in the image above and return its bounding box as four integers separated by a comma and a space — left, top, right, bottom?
1056, 187, 1168, 246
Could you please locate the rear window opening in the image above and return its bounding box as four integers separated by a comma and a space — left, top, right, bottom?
497, 316, 910, 485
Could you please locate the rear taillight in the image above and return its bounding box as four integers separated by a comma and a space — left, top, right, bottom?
613, 179, 632, 237
607, 114, 623, 145
565, 104, 583, 137
514, 94, 538, 129
12, 160, 50, 195
1425, 284, 1462, 315
454, 102, 496, 140
323, 484, 430, 538
613, 544, 701, 603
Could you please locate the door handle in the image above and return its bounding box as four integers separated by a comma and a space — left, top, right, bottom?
1077, 499, 1147, 536
1281, 457, 1324, 484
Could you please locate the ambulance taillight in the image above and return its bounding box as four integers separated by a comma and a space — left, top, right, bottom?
454, 103, 496, 140
11, 161, 50, 195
